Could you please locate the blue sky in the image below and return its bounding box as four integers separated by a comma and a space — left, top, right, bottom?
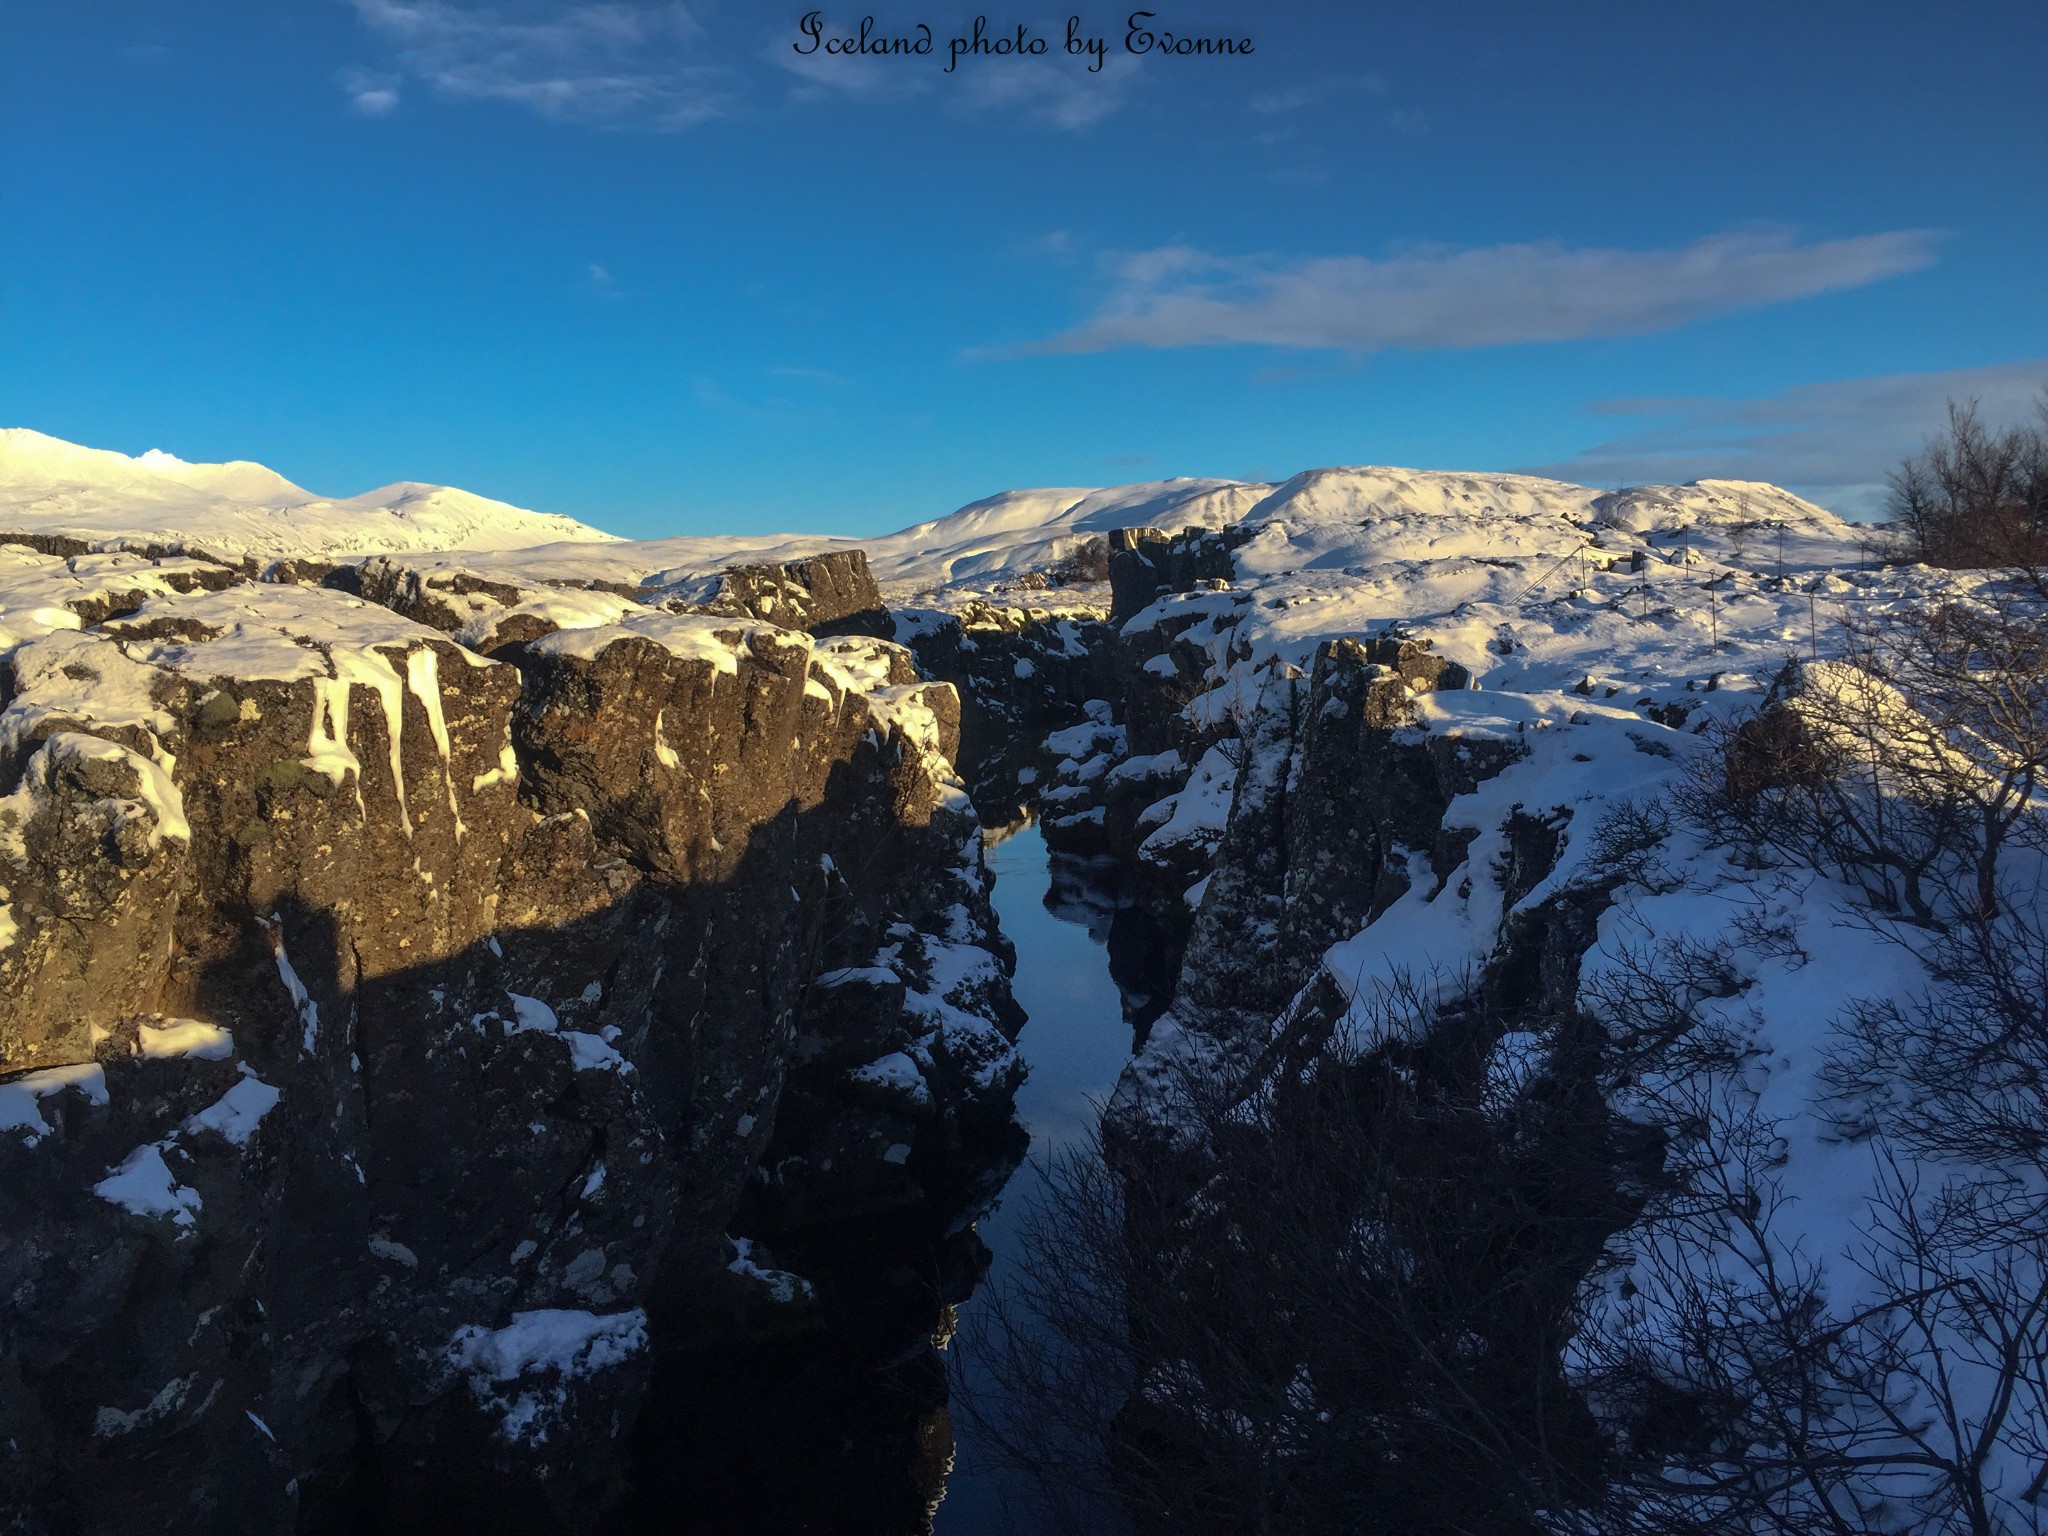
4, 1, 2044, 536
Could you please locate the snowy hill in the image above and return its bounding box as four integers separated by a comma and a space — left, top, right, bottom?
0, 430, 1866, 604
383, 465, 1862, 610
0, 430, 618, 559
380, 475, 1272, 599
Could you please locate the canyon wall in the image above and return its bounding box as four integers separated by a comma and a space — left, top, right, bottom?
0, 546, 1020, 1533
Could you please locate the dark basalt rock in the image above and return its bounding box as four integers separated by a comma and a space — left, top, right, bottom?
902, 600, 1116, 824
1030, 593, 1511, 1041
1106, 524, 1253, 626
0, 569, 1022, 1533
693, 550, 892, 639
354, 558, 527, 633
260, 558, 360, 593
0, 531, 249, 570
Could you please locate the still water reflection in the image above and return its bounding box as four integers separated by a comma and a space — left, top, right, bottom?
934, 822, 1135, 1535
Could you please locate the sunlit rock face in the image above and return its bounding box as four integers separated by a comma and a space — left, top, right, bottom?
0, 548, 1019, 1532
895, 598, 1116, 825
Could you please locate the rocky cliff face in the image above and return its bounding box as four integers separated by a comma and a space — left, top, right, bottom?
894, 599, 1114, 825
9, 464, 1976, 1534
970, 482, 2047, 1534
0, 546, 1020, 1533
1024, 583, 1502, 1046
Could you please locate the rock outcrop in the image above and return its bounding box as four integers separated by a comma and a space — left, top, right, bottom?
0, 545, 1019, 1533
346, 548, 892, 654
896, 599, 1114, 823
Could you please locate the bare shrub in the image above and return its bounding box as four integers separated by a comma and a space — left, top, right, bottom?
1579, 927, 1755, 1086
957, 1011, 1630, 1536
1826, 900, 2048, 1190
1579, 1095, 2048, 1534
962, 901, 2048, 1536
1691, 594, 2048, 926
1584, 799, 1680, 893
1153, 663, 1269, 773
1046, 537, 1111, 586
1577, 921, 2048, 1536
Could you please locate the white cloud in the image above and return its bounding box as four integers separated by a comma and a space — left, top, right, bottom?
1022, 229, 1943, 355
346, 0, 732, 129
342, 67, 402, 114
1530, 361, 2048, 514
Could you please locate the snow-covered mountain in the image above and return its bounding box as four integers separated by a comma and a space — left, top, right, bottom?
0, 430, 618, 559
1, 429, 1864, 603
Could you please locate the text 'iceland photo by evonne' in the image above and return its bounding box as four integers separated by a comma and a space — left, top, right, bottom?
3, 3, 2046, 1535
792, 11, 1256, 73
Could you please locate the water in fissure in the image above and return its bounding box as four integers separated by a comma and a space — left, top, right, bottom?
610, 820, 1131, 1536
932, 820, 1134, 1534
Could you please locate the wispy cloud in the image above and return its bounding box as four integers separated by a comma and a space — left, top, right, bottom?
1016, 229, 1082, 263
342, 66, 402, 115
1529, 360, 2048, 514
772, 33, 920, 105
1019, 229, 1942, 355
766, 365, 846, 385
345, 2, 1146, 132
773, 29, 1139, 130
345, 0, 733, 129
767, 9, 1149, 128
1248, 73, 1386, 114
577, 261, 625, 299
956, 53, 1138, 129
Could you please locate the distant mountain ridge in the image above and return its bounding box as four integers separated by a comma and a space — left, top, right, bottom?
400, 466, 1857, 605
0, 429, 1855, 595
0, 429, 619, 559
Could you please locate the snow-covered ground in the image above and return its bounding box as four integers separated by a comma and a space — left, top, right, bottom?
1057, 466, 2044, 1530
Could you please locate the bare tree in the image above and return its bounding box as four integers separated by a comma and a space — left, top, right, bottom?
1886, 397, 2048, 578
